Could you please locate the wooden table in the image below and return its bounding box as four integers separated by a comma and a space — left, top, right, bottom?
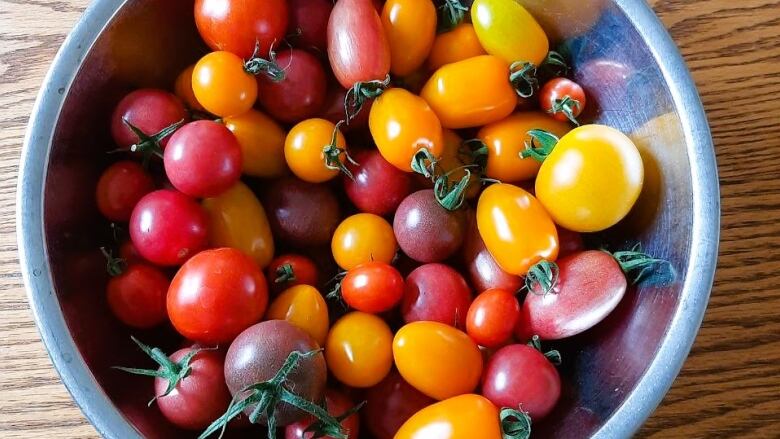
1, 0, 779, 437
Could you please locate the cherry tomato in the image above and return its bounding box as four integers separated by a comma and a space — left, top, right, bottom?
482, 343, 561, 419
168, 248, 268, 344
402, 263, 472, 328
267, 254, 319, 295
421, 55, 516, 129
192, 51, 257, 117
343, 149, 412, 215
257, 49, 327, 123
285, 118, 347, 183
427, 23, 487, 71
393, 321, 482, 400
174, 64, 205, 112
369, 88, 444, 171
110, 89, 187, 149
471, 0, 549, 66
341, 261, 404, 313
262, 177, 341, 247
164, 120, 242, 198
107, 264, 168, 328
465, 288, 520, 348
476, 183, 559, 275
363, 370, 435, 439
477, 112, 571, 182
266, 285, 329, 346
395, 394, 505, 439
381, 0, 436, 76
326, 311, 393, 387
95, 161, 155, 221
535, 124, 644, 232
202, 182, 274, 268
119, 240, 144, 265
319, 85, 373, 132
540, 77, 587, 124
223, 109, 287, 178
327, 0, 391, 88
285, 389, 360, 439
194, 0, 288, 59
435, 129, 479, 199
129, 190, 208, 266
331, 213, 397, 270
393, 189, 467, 263
557, 227, 585, 258
287, 0, 333, 52
462, 217, 523, 293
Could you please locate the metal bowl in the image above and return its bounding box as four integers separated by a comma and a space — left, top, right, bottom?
17, 0, 719, 437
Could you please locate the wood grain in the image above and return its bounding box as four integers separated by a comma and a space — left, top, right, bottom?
0, 0, 778, 438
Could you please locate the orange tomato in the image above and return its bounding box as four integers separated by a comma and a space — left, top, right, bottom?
284, 118, 347, 183
326, 312, 393, 387
331, 213, 397, 270
427, 23, 487, 71
265, 285, 329, 346
224, 110, 287, 178
174, 64, 205, 111
395, 394, 504, 439
192, 51, 257, 117
421, 55, 516, 129
381, 0, 437, 76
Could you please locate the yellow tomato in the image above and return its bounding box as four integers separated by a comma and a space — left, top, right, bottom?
428, 23, 487, 71
471, 0, 549, 66
266, 285, 329, 346
326, 312, 393, 388
224, 110, 287, 178
395, 394, 503, 439
192, 51, 257, 117
382, 0, 437, 76
478, 112, 571, 182
331, 213, 397, 270
369, 88, 444, 172
393, 321, 482, 400
284, 118, 347, 183
438, 129, 479, 199
476, 183, 558, 275
535, 124, 644, 232
421, 55, 516, 129
202, 182, 274, 268
174, 64, 205, 111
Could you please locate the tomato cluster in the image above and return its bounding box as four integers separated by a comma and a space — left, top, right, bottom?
95, 0, 673, 438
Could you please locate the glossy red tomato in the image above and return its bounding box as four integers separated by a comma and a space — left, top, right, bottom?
363, 370, 436, 439
95, 161, 155, 222
343, 150, 412, 215
129, 190, 208, 266
194, 0, 288, 59
164, 120, 242, 198
540, 77, 587, 124
402, 263, 472, 328
257, 49, 327, 123
110, 89, 187, 149
341, 261, 404, 313
285, 389, 360, 439
266, 254, 319, 295
465, 289, 520, 348
287, 0, 333, 51
107, 264, 168, 328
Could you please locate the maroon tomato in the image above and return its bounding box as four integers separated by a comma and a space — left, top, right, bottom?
257, 49, 327, 123
194, 0, 288, 59
95, 161, 155, 221
465, 288, 520, 348
285, 389, 360, 439
110, 89, 187, 149
262, 177, 341, 247
482, 344, 561, 420
363, 370, 435, 439
164, 120, 242, 198
393, 190, 467, 263
129, 190, 208, 266
168, 248, 269, 344
540, 77, 587, 124
319, 85, 373, 131
327, 0, 391, 88
107, 264, 168, 328
557, 227, 585, 258
344, 150, 412, 215
462, 217, 523, 293
287, 0, 333, 51
267, 254, 320, 295
341, 261, 404, 313
119, 240, 144, 265
402, 263, 472, 328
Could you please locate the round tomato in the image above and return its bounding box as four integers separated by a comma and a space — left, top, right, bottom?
471, 0, 548, 66
381, 0, 436, 76
341, 261, 404, 313
465, 288, 520, 348
285, 118, 348, 183
325, 312, 393, 387
95, 161, 155, 222
287, 0, 333, 52
266, 285, 329, 346
331, 213, 397, 270
285, 389, 360, 439
395, 394, 508, 439
194, 0, 288, 59
393, 190, 467, 263
428, 23, 487, 71
328, 0, 391, 88
192, 51, 257, 117
174, 64, 205, 112
343, 149, 413, 215
267, 254, 319, 295
263, 177, 341, 247
257, 49, 327, 123
402, 263, 472, 328
224, 110, 287, 178
107, 264, 168, 328
110, 89, 187, 150
364, 370, 435, 439
540, 77, 587, 124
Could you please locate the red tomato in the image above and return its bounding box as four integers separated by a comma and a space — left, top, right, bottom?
462, 217, 523, 293
285, 389, 360, 439
402, 263, 472, 328
557, 227, 585, 258
168, 248, 269, 344
257, 49, 327, 123
540, 77, 587, 124
343, 150, 412, 215
164, 120, 242, 198
194, 0, 288, 59
287, 0, 333, 51
341, 261, 404, 313
110, 89, 187, 149
363, 370, 435, 439
267, 254, 320, 295
95, 161, 155, 222
107, 264, 168, 328
119, 240, 144, 265
465, 289, 520, 348
129, 190, 208, 266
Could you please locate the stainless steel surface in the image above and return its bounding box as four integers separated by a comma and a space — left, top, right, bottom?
17, 0, 719, 438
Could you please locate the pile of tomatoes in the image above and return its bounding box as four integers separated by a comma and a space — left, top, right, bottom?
95, 0, 672, 438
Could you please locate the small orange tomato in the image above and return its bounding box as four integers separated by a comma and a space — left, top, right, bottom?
265, 285, 329, 346
438, 129, 480, 199
393, 321, 483, 400
421, 55, 516, 129
381, 0, 437, 76
331, 213, 397, 270
427, 23, 487, 71
395, 394, 504, 439
326, 311, 393, 387
369, 88, 444, 172
174, 64, 205, 111
478, 112, 571, 182
192, 51, 257, 117
476, 183, 559, 275
284, 118, 346, 183
224, 110, 287, 178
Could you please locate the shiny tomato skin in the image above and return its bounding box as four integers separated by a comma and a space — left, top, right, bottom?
267, 254, 319, 295
287, 0, 333, 52
257, 49, 327, 123
540, 77, 587, 123
285, 118, 346, 183
466, 288, 520, 348
393, 189, 467, 263
266, 285, 329, 346
363, 370, 435, 439
192, 51, 257, 117
471, 0, 549, 66
223, 109, 287, 178
482, 343, 561, 420
381, 0, 436, 76
427, 23, 487, 71
95, 161, 155, 222
110, 89, 187, 149
326, 312, 394, 387
331, 213, 397, 270
129, 190, 208, 266
107, 264, 168, 328
167, 248, 268, 344
402, 263, 472, 328
341, 261, 404, 313
194, 0, 288, 59
285, 389, 360, 439
462, 217, 523, 293
395, 394, 502, 439
262, 177, 341, 247
343, 149, 412, 215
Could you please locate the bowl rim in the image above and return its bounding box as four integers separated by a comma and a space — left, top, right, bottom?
17, 0, 719, 438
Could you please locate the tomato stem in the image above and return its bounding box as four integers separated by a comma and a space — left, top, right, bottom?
509, 61, 540, 98
344, 74, 391, 122
525, 259, 559, 296
500, 407, 532, 439
99, 247, 126, 277
437, 0, 469, 33
540, 50, 570, 78
304, 401, 366, 438
433, 166, 477, 211
410, 148, 440, 180
274, 263, 296, 284
121, 118, 184, 167
610, 244, 676, 286
461, 139, 489, 172
520, 129, 559, 162
244, 41, 286, 82
549, 95, 581, 126
527, 335, 562, 366
322, 120, 358, 180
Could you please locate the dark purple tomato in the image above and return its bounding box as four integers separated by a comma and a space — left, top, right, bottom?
262, 177, 341, 247
319, 84, 373, 132
95, 161, 155, 222
482, 344, 561, 420
107, 264, 169, 329
393, 190, 467, 263
344, 150, 412, 215
285, 389, 360, 439
224, 320, 327, 425
257, 49, 327, 123
164, 120, 242, 198
287, 0, 333, 52
129, 189, 209, 266
557, 227, 585, 258
402, 263, 472, 328
462, 217, 523, 293
363, 370, 435, 439
110, 89, 187, 149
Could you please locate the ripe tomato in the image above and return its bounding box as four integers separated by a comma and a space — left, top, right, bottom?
110, 89, 187, 149
381, 0, 436, 76
285, 389, 360, 439
257, 49, 327, 123
393, 321, 482, 400
192, 51, 257, 117
326, 312, 393, 387
267, 254, 319, 295
287, 0, 333, 52
202, 182, 274, 268
395, 394, 510, 439
471, 0, 549, 66
223, 109, 287, 178
174, 64, 205, 112
341, 261, 404, 313
194, 0, 288, 59
363, 370, 435, 439
263, 177, 341, 247
540, 77, 587, 124
285, 118, 347, 183
331, 213, 397, 270
535, 124, 644, 232
476, 183, 559, 275
369, 88, 443, 171
393, 190, 467, 263
107, 264, 168, 328
427, 23, 487, 71
119, 240, 144, 265
402, 263, 472, 328
328, 0, 391, 88
465, 288, 520, 348
95, 161, 155, 222
266, 285, 329, 346
421, 55, 516, 129
462, 218, 523, 293
168, 248, 268, 344
343, 149, 412, 215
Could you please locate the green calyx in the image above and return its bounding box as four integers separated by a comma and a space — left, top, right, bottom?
325, 271, 348, 307
303, 400, 367, 439
540, 50, 570, 78
525, 259, 559, 296
274, 263, 296, 284
610, 244, 676, 286
549, 95, 581, 126
344, 74, 391, 122
500, 407, 532, 439
122, 118, 184, 167
100, 247, 126, 277
244, 42, 286, 82
411, 148, 476, 211
461, 138, 489, 172
410, 148, 440, 180
509, 61, 540, 99
527, 335, 562, 366
520, 129, 560, 162
438, 0, 469, 33
322, 120, 358, 180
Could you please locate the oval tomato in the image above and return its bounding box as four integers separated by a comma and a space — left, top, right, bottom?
192, 51, 257, 117
285, 118, 347, 183
266, 285, 329, 347
428, 23, 487, 71
95, 161, 155, 222
287, 0, 333, 52
223, 109, 287, 178
381, 0, 436, 76
341, 261, 404, 313
326, 312, 394, 387
331, 213, 397, 270
466, 288, 520, 348
395, 394, 505, 439
194, 0, 288, 59
471, 0, 548, 66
